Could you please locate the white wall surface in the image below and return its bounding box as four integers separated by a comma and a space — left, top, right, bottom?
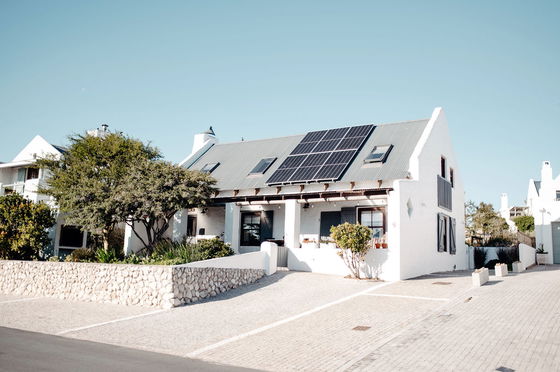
396, 108, 468, 279
519, 243, 536, 269
183, 251, 266, 270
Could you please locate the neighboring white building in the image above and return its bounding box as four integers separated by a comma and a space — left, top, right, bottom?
127, 107, 467, 280
0, 135, 88, 257
527, 161, 560, 264
499, 193, 529, 232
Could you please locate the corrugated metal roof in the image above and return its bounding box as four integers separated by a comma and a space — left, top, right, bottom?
188, 119, 429, 191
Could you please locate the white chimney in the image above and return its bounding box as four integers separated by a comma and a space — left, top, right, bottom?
191, 126, 217, 154
541, 161, 553, 183
500, 193, 510, 219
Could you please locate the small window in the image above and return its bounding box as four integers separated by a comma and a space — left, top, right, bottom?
200, 162, 220, 174
249, 157, 277, 175
364, 145, 393, 164
556, 191, 560, 201
26, 168, 39, 180
450, 168, 454, 188
441, 157, 447, 179
358, 207, 386, 238
59, 225, 84, 248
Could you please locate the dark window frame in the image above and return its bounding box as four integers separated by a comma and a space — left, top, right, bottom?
26, 168, 39, 180
450, 168, 454, 188
364, 145, 393, 164
59, 225, 84, 248
441, 156, 447, 179
249, 157, 277, 175
240, 211, 262, 246
357, 207, 386, 239
200, 162, 220, 174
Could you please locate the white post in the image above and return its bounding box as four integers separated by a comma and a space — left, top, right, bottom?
284, 199, 301, 249
224, 203, 241, 254
260, 241, 278, 275
172, 209, 188, 242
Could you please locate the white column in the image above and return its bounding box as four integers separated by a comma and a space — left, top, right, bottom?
224, 203, 241, 254
284, 199, 301, 248
172, 209, 189, 242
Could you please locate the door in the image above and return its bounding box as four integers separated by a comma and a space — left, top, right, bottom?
552, 222, 560, 264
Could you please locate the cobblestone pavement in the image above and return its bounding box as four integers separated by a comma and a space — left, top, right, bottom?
1, 266, 559, 371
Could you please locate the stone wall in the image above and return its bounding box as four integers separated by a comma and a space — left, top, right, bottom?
0, 260, 264, 309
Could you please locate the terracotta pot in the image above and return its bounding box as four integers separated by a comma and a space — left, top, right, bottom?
375, 243, 381, 249
382, 243, 388, 249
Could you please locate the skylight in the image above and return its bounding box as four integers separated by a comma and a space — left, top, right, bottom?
249, 157, 277, 175
364, 145, 393, 164
200, 162, 220, 174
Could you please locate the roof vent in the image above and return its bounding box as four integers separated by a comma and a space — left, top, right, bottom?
101, 124, 109, 132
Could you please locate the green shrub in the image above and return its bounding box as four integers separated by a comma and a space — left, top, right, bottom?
330, 223, 372, 279
496, 247, 519, 270
474, 247, 487, 269
95, 248, 119, 263
513, 215, 534, 233
484, 259, 500, 269
48, 256, 60, 262
486, 236, 514, 247
196, 238, 234, 260
65, 248, 96, 262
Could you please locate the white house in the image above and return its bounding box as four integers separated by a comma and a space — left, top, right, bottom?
527, 161, 560, 264
499, 193, 529, 232
137, 107, 466, 280
0, 135, 90, 257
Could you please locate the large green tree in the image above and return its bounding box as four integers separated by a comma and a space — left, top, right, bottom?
117, 160, 216, 251
0, 193, 56, 260
38, 133, 160, 251
465, 201, 510, 246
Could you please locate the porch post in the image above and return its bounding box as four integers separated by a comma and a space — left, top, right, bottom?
224, 203, 241, 254
284, 199, 301, 248
172, 208, 188, 242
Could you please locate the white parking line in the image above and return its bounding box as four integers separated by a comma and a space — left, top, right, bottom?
56, 309, 168, 336
186, 281, 395, 358
0, 297, 43, 304
362, 293, 449, 302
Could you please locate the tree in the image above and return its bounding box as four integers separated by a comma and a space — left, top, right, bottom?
37, 133, 160, 251
513, 215, 534, 233
0, 193, 56, 260
330, 223, 372, 279
466, 201, 510, 246
117, 160, 216, 251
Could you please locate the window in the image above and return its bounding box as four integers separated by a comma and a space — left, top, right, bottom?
241, 212, 261, 246
364, 145, 393, 164
358, 207, 385, 239
556, 191, 560, 201
437, 213, 456, 254
59, 225, 84, 248
441, 157, 447, 179
249, 157, 277, 175
26, 168, 39, 180
450, 168, 454, 188
200, 162, 220, 174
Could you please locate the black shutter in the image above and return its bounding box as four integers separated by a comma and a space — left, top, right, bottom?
437, 213, 445, 252
260, 210, 274, 242
341, 207, 356, 224
449, 217, 456, 255
320, 211, 342, 237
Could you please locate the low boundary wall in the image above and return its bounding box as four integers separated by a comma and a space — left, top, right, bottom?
0, 260, 264, 309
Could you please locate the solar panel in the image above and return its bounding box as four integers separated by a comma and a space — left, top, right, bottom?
266, 124, 375, 185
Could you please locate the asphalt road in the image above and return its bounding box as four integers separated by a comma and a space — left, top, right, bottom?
0, 327, 258, 372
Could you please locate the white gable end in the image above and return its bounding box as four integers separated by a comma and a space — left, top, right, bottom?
12, 135, 61, 162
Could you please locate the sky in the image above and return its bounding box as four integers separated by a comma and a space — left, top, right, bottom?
1, 0, 558, 207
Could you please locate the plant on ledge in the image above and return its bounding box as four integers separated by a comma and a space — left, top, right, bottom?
330, 223, 372, 279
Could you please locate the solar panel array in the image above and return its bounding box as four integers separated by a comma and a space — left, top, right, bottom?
266, 124, 375, 185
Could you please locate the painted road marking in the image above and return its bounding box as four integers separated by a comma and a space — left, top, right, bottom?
186, 281, 395, 358
0, 297, 43, 304
362, 293, 449, 302
56, 309, 168, 336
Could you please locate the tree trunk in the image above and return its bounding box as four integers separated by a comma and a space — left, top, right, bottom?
102, 228, 110, 252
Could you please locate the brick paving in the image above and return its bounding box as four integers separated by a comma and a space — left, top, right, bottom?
2, 266, 559, 371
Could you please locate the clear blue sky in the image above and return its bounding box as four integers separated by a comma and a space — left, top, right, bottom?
1, 1, 558, 207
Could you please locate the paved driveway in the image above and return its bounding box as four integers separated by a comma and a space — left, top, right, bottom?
1, 266, 559, 371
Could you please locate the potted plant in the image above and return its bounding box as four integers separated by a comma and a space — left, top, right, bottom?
301, 237, 318, 249
373, 238, 381, 249
536, 245, 548, 265
319, 237, 337, 249
381, 235, 388, 249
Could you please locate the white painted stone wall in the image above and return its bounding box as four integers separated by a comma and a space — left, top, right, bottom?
518, 243, 536, 269
0, 260, 264, 309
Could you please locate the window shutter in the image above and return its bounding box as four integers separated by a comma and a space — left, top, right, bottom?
260, 210, 274, 242
341, 207, 356, 224
449, 217, 457, 255
437, 213, 445, 252
17, 168, 26, 183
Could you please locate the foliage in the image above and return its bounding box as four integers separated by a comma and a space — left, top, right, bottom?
0, 193, 56, 260
65, 248, 96, 262
87, 227, 125, 252
536, 245, 548, 254
196, 238, 234, 260
95, 248, 120, 263
117, 160, 216, 251
465, 201, 510, 246
37, 132, 161, 252
513, 215, 534, 233
473, 247, 487, 269
484, 259, 500, 270
48, 256, 60, 262
496, 247, 519, 270
486, 235, 515, 247
330, 223, 372, 279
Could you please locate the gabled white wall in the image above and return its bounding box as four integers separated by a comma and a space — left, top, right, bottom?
395, 108, 467, 279
12, 135, 61, 162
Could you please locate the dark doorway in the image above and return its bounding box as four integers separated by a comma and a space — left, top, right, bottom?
320, 211, 342, 238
